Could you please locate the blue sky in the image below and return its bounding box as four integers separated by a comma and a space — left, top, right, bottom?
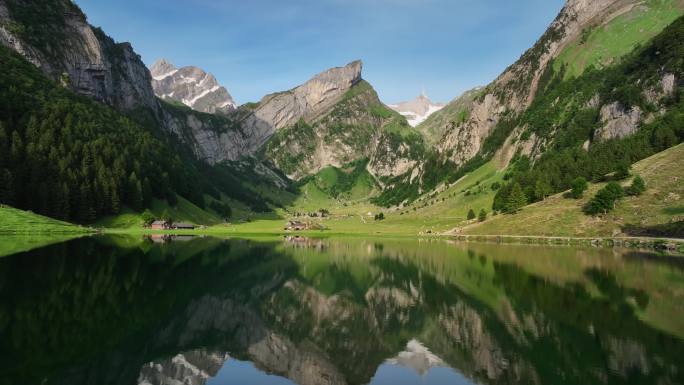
74, 0, 564, 104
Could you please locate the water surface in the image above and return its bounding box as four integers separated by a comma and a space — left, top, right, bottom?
1, 235, 683, 385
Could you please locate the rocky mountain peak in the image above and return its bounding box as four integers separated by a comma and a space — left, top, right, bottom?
150, 58, 176, 78
149, 59, 236, 115
389, 93, 445, 127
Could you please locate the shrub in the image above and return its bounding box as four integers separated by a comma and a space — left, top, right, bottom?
374, 213, 385, 221
478, 209, 487, 222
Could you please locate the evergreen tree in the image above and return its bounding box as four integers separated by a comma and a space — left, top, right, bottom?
504, 183, 527, 214
127, 172, 143, 211
141, 209, 156, 226
614, 162, 631, 180
584, 182, 625, 215
160, 209, 173, 223
626, 175, 646, 196
478, 209, 487, 222
534, 179, 552, 201
467, 209, 476, 220
570, 177, 588, 199
0, 169, 14, 205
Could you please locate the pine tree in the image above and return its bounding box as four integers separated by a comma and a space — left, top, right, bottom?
626, 175, 646, 196
467, 209, 476, 220
127, 172, 143, 211
534, 179, 552, 201
505, 183, 527, 214
478, 209, 487, 222
570, 177, 588, 199
0, 123, 8, 168
0, 169, 14, 205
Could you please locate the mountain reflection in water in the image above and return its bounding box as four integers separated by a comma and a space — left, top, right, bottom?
0, 235, 683, 385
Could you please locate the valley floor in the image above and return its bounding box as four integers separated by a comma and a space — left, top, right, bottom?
2, 145, 682, 253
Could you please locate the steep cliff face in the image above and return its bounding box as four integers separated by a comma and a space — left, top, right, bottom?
0, 0, 159, 113
150, 59, 236, 115
241, 61, 363, 150
425, 0, 684, 168
264, 79, 424, 180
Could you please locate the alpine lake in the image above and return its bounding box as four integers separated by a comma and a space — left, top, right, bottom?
1, 234, 683, 385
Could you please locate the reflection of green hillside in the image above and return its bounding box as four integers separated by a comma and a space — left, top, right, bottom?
1, 237, 684, 385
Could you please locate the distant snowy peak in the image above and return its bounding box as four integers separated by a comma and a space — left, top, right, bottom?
389, 93, 445, 127
386, 339, 447, 375
149, 59, 236, 115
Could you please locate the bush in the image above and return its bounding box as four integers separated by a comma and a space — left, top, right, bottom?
374, 213, 385, 221
478, 209, 487, 222
467, 209, 476, 220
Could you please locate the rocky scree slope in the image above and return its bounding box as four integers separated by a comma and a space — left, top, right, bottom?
150, 59, 236, 115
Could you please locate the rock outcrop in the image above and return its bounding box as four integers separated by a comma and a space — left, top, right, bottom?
0, 0, 159, 113
595, 102, 642, 141
138, 350, 230, 385
264, 79, 423, 180
242, 60, 363, 149
150, 59, 236, 115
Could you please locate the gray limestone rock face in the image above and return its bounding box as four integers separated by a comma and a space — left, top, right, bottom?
429, 0, 641, 168
0, 0, 159, 113
138, 350, 230, 385
242, 60, 363, 149
150, 59, 237, 115
595, 101, 642, 141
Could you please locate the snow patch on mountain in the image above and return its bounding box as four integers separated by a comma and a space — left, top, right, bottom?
150, 59, 236, 115
388, 93, 445, 127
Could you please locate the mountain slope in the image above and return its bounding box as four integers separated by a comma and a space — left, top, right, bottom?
150, 59, 236, 115
424, 0, 684, 168
462, 143, 684, 237
264, 79, 425, 181
378, 0, 684, 208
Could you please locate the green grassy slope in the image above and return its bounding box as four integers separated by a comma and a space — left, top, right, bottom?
0, 205, 89, 234
554, 0, 684, 78
382, 160, 505, 232
463, 143, 684, 237
95, 195, 224, 229
0, 205, 90, 257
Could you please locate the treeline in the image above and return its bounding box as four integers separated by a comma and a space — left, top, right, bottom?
0, 46, 270, 222
493, 15, 684, 212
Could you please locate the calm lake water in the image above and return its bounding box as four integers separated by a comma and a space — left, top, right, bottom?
1, 235, 683, 385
